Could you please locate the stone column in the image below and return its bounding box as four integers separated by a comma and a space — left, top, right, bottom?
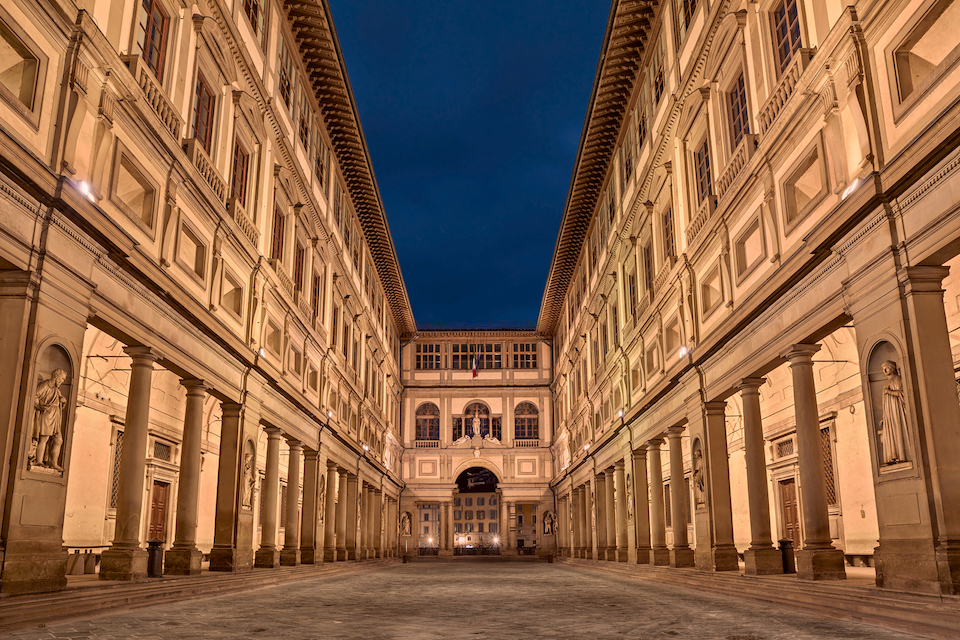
614, 460, 628, 562
280, 439, 302, 566
572, 487, 583, 557
738, 378, 782, 575
336, 469, 348, 560
100, 347, 158, 581
507, 501, 517, 552
323, 461, 338, 562
595, 472, 609, 559
667, 427, 694, 567
648, 438, 670, 565
375, 491, 384, 557
346, 474, 359, 560
255, 427, 282, 568
209, 402, 245, 572
704, 401, 739, 572
604, 469, 616, 561
900, 267, 960, 594
300, 448, 320, 564
440, 501, 451, 555
784, 344, 845, 580
585, 478, 597, 560
165, 379, 207, 575
359, 484, 370, 559
630, 449, 651, 564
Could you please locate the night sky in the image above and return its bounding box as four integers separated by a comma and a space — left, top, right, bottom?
327, 0, 610, 325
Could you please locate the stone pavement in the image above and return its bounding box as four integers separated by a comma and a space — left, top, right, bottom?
1, 562, 936, 640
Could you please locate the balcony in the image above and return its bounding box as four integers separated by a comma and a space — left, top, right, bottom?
268, 258, 295, 298
415, 440, 440, 448
183, 138, 227, 204
121, 54, 183, 141
686, 195, 717, 246
653, 257, 675, 294
227, 198, 259, 246
758, 49, 814, 137
716, 134, 758, 203
515, 439, 540, 448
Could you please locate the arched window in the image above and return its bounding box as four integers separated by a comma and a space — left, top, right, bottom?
464, 402, 490, 437
515, 402, 539, 440
416, 403, 440, 441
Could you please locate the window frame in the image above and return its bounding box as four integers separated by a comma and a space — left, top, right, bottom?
0, 12, 48, 128
193, 71, 216, 155
136, 0, 170, 81
770, 0, 803, 75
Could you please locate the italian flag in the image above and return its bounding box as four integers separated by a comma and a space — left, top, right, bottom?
471, 347, 479, 378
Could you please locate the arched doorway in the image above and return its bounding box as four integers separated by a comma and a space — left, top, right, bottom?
453, 467, 500, 554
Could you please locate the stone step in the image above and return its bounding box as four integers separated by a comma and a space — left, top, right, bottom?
561, 559, 960, 640
0, 559, 398, 633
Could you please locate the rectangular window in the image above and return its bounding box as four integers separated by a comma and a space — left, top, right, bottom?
628, 271, 638, 320
694, 140, 712, 203
278, 39, 294, 110
772, 0, 802, 74
315, 135, 327, 190
895, 0, 960, 101
136, 0, 168, 80
643, 243, 654, 296
113, 152, 156, 230
298, 87, 311, 149
611, 304, 619, 345
415, 343, 441, 370
663, 208, 676, 260
294, 241, 305, 292
489, 523, 498, 534
651, 38, 665, 104
331, 306, 339, 347
728, 73, 749, 149
242, 0, 267, 49
270, 208, 284, 261
312, 270, 323, 319
676, 0, 698, 42
512, 343, 537, 369
664, 483, 672, 527
177, 224, 206, 280
193, 73, 215, 154
231, 138, 249, 206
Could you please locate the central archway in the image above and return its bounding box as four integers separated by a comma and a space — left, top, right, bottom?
453, 467, 501, 554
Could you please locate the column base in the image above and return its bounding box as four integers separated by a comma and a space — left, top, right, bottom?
323, 547, 337, 562
711, 545, 740, 572
634, 546, 651, 564
255, 548, 280, 568
347, 548, 358, 561
99, 547, 148, 581
336, 548, 348, 561
209, 545, 251, 573
670, 546, 695, 568
744, 547, 784, 576
301, 548, 319, 565
796, 547, 846, 581
0, 546, 67, 595
650, 547, 671, 566
616, 548, 629, 563
164, 547, 202, 576
280, 549, 301, 566
936, 545, 960, 595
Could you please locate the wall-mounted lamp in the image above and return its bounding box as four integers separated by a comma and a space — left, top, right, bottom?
583, 443, 590, 451
258, 347, 266, 357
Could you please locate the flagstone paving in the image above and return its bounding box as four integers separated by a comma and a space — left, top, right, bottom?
1, 562, 934, 639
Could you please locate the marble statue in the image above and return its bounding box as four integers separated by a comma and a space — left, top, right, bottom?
692, 448, 705, 504
543, 512, 555, 535
29, 369, 67, 471
625, 473, 634, 520
880, 360, 910, 464
241, 452, 255, 508
471, 413, 481, 437
400, 512, 411, 536
318, 474, 326, 524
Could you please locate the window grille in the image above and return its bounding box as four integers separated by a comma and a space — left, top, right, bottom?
110, 430, 124, 509
153, 441, 171, 461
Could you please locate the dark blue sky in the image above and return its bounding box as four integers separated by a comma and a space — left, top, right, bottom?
328, 0, 609, 325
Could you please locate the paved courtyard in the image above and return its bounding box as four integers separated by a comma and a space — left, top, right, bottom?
2, 562, 932, 640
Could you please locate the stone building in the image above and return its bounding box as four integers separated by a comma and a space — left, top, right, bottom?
0, 0, 959, 606
0, 0, 408, 595
543, 0, 960, 595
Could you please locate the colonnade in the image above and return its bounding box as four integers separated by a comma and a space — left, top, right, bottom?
95, 346, 399, 582
558, 343, 852, 580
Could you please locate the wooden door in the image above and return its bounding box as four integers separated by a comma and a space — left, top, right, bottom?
149, 481, 170, 541
779, 478, 799, 542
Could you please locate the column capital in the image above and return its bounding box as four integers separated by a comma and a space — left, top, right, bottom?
181, 379, 207, 395
645, 437, 665, 449
264, 426, 282, 438
303, 447, 320, 461
220, 401, 242, 419
124, 346, 160, 366
286, 437, 303, 450
326, 459, 338, 470
704, 400, 727, 416
781, 343, 821, 364
737, 377, 766, 393
604, 467, 615, 477
899, 265, 949, 293
615, 458, 626, 470
666, 425, 685, 439
631, 447, 648, 460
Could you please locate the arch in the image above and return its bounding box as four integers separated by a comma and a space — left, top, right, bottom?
415, 401, 439, 441
515, 401, 539, 440
452, 458, 503, 484
415, 401, 440, 416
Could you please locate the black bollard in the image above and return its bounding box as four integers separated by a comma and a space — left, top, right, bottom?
147, 538, 165, 577
778, 538, 797, 574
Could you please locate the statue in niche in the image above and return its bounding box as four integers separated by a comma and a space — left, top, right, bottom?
400, 512, 411, 536
692, 447, 705, 505
879, 360, 910, 465
471, 413, 481, 438
543, 511, 555, 535
29, 369, 68, 471
241, 452, 255, 508
318, 474, 326, 524
626, 473, 634, 520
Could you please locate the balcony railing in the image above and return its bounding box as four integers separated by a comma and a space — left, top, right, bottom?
686, 196, 716, 246
121, 54, 183, 140
268, 258, 295, 298
183, 138, 227, 204
654, 257, 674, 293
227, 198, 259, 246
415, 440, 440, 448
515, 438, 540, 448
758, 49, 814, 137
716, 134, 758, 202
